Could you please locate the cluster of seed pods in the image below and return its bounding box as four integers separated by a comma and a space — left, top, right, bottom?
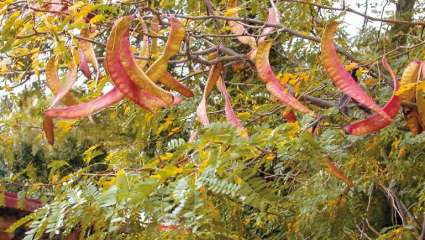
227, 0, 422, 136
43, 16, 193, 144
41, 1, 425, 145
321, 21, 425, 135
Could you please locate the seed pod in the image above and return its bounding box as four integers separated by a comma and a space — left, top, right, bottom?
321, 22, 390, 122
344, 57, 400, 135
256, 40, 316, 118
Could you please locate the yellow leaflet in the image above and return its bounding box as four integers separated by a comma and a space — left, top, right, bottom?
57, 120, 75, 134
156, 117, 174, 135
153, 166, 183, 181
236, 176, 243, 185
68, 1, 86, 12
265, 153, 275, 161
100, 177, 116, 190
168, 127, 181, 136
344, 63, 358, 71
3, 138, 13, 145
417, 81, 425, 92
159, 152, 174, 161
237, 112, 251, 121
198, 148, 209, 173
31, 51, 40, 76
75, 4, 94, 22
286, 122, 300, 137
395, 82, 416, 97
89, 14, 104, 25
416, 64, 425, 128
225, 7, 241, 17
50, 174, 59, 184
72, 48, 80, 65
116, 169, 126, 177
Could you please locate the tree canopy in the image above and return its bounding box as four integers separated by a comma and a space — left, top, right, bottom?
1, 0, 425, 239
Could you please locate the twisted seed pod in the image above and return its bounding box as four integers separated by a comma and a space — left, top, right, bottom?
197, 62, 223, 126
321, 21, 390, 121
77, 48, 91, 80
323, 157, 353, 188
258, 5, 279, 43
216, 78, 243, 130
225, 0, 257, 49
105, 16, 168, 111
79, 28, 100, 83
160, 72, 194, 98
44, 87, 125, 120
46, 57, 79, 106
146, 16, 186, 82
256, 40, 316, 118
118, 17, 176, 106
43, 88, 125, 145
344, 57, 400, 135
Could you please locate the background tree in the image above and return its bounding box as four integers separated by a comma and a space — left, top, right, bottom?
1, 0, 425, 239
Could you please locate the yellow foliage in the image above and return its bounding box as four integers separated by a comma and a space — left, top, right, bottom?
286, 122, 300, 137
224, 7, 241, 17
395, 82, 416, 97
100, 177, 116, 190
398, 148, 407, 159
89, 15, 105, 25
265, 153, 275, 162
237, 112, 251, 121
159, 152, 174, 161
57, 120, 76, 134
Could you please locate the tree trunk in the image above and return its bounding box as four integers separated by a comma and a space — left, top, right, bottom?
390, 0, 416, 46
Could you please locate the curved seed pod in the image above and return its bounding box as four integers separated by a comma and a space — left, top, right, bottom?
43, 88, 125, 145
216, 78, 243, 129
80, 28, 100, 83
146, 16, 186, 82
105, 16, 167, 111
162, 17, 186, 59
397, 61, 421, 102
196, 62, 245, 134
225, 0, 257, 49
417, 62, 425, 128
118, 17, 175, 106
323, 157, 353, 188
160, 72, 194, 98
259, 4, 279, 43
197, 63, 223, 126
77, 48, 91, 80
321, 22, 390, 122
256, 40, 316, 117
43, 115, 55, 145
43, 16, 185, 145
46, 57, 79, 106
45, 87, 125, 119
344, 57, 401, 135
50, 64, 77, 108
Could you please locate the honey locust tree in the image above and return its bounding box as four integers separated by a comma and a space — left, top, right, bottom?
1, 0, 425, 239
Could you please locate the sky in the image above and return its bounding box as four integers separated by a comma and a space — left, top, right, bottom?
340, 0, 396, 35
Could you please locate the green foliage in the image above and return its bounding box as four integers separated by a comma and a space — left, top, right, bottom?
1, 0, 425, 239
